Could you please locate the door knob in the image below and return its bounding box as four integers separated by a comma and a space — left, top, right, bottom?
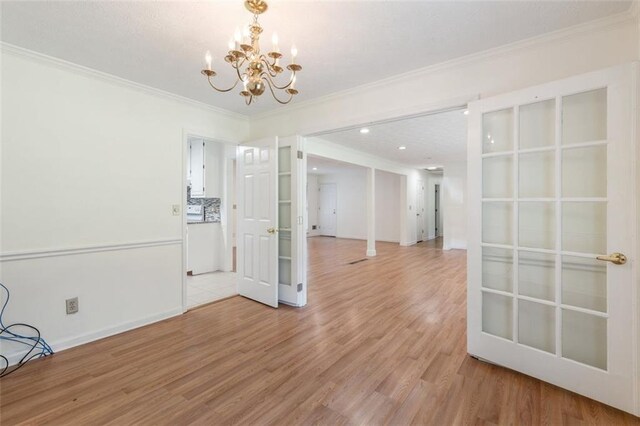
267, 227, 278, 235
596, 252, 627, 265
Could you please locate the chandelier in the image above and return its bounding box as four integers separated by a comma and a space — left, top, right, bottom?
201, 0, 301, 106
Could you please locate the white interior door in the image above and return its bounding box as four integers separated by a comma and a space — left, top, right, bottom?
237, 138, 279, 308
319, 183, 337, 237
468, 63, 637, 414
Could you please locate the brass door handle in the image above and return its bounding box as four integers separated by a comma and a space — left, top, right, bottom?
596, 252, 627, 265
267, 227, 278, 235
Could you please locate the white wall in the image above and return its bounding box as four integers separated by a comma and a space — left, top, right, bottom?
312, 167, 401, 243
0, 48, 249, 362
317, 170, 367, 240
375, 170, 401, 243
442, 162, 467, 250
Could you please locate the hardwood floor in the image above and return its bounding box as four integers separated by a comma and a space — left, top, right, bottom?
1, 237, 638, 425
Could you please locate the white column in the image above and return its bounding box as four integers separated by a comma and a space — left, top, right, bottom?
366, 167, 376, 257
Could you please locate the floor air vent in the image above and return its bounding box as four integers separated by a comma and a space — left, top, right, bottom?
348, 258, 368, 265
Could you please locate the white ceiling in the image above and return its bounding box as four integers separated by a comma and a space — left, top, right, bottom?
1, 1, 632, 115
316, 108, 468, 169
307, 155, 364, 175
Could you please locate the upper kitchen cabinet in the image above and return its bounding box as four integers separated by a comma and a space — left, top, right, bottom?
187, 138, 223, 198
204, 141, 223, 198
188, 138, 205, 197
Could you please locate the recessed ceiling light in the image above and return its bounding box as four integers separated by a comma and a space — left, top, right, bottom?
312, 167, 318, 171
360, 128, 370, 134
463, 110, 469, 115
427, 167, 438, 171
398, 146, 406, 150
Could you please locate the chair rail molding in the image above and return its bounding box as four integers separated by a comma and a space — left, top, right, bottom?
0, 239, 183, 262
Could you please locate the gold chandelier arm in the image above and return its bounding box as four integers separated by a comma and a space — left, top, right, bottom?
206, 75, 240, 93
261, 71, 295, 91
245, 95, 254, 105
259, 56, 279, 78
263, 76, 294, 105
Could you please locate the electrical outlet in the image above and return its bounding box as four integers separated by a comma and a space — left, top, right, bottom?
172, 204, 181, 216
66, 297, 79, 315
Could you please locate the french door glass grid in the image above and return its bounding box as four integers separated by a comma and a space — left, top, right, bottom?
480, 88, 608, 371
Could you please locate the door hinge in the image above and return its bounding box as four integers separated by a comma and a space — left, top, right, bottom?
297, 283, 303, 292
297, 150, 304, 159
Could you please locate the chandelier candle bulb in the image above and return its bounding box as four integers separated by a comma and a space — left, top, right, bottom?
272, 33, 279, 52
291, 45, 298, 64
205, 51, 212, 71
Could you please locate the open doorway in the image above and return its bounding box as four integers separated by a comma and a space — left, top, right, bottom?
306, 154, 403, 259
304, 106, 467, 251
183, 135, 237, 310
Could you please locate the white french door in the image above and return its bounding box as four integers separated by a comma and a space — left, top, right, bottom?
237, 138, 279, 308
467, 64, 638, 414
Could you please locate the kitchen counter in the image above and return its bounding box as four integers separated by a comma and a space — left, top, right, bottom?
188, 220, 220, 225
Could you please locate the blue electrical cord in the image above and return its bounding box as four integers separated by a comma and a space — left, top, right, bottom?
0, 282, 54, 377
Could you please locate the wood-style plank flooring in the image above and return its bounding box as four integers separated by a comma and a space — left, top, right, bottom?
1, 237, 639, 425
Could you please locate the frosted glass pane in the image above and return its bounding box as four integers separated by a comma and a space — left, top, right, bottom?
482, 292, 513, 340
483, 109, 513, 153
279, 258, 291, 285
562, 202, 606, 254
562, 310, 607, 369
519, 151, 555, 198
562, 145, 607, 198
562, 256, 606, 313
562, 89, 607, 145
278, 147, 291, 172
519, 300, 555, 353
518, 251, 555, 301
279, 203, 291, 229
519, 202, 555, 249
279, 174, 291, 200
519, 99, 555, 149
482, 202, 513, 245
482, 247, 513, 293
483, 155, 513, 198
279, 232, 291, 257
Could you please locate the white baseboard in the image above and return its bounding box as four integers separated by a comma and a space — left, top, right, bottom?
3, 307, 183, 367
366, 249, 377, 256
400, 240, 418, 247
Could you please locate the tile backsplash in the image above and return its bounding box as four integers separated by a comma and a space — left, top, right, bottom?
187, 186, 221, 222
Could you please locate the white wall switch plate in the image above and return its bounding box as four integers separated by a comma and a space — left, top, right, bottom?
172, 204, 181, 216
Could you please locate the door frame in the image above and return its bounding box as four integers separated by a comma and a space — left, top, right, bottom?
416, 179, 425, 242
467, 63, 639, 414
434, 183, 441, 237
181, 129, 239, 313
318, 183, 338, 237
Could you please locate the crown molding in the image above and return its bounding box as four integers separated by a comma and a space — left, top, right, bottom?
253, 7, 639, 121
0, 42, 249, 123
